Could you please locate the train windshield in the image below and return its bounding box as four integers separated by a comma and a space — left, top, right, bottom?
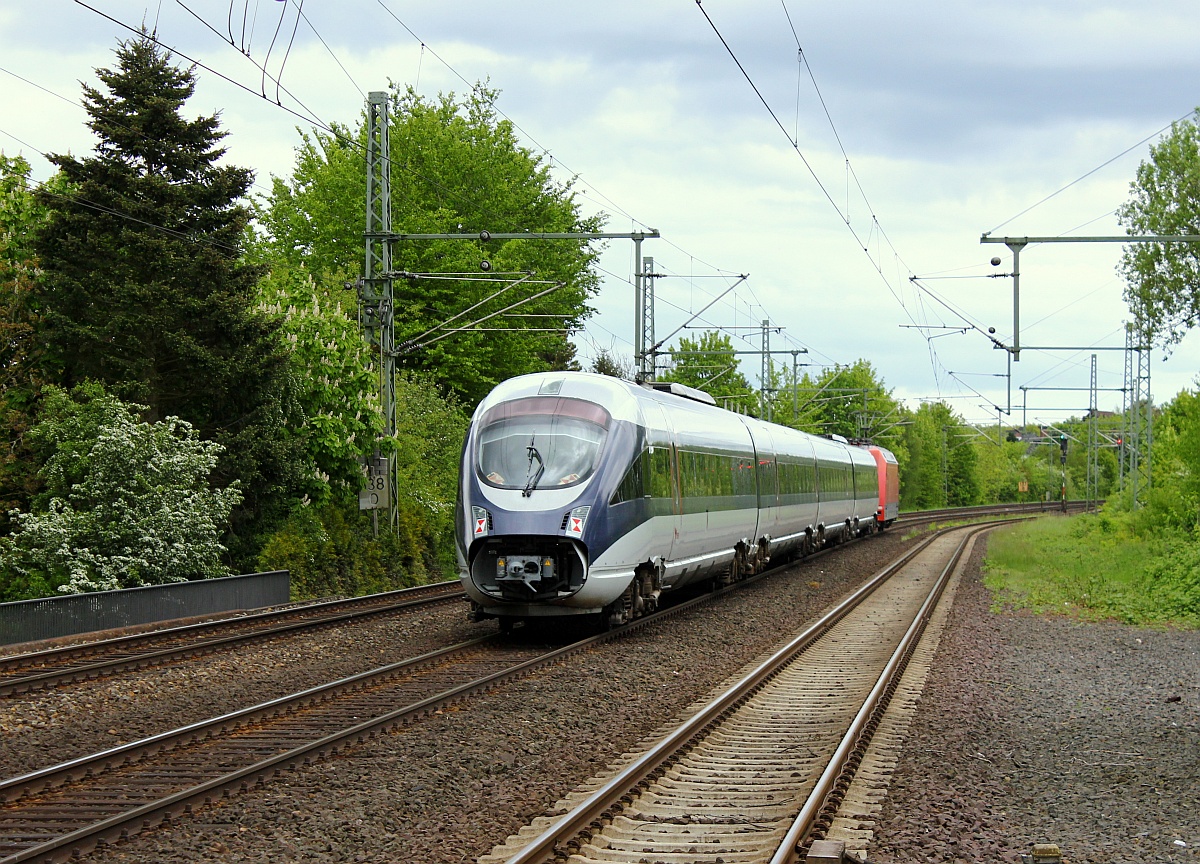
478, 413, 607, 491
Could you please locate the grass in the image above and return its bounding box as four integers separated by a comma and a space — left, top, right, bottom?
982, 512, 1200, 628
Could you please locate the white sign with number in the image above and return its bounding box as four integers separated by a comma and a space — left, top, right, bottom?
359, 461, 391, 510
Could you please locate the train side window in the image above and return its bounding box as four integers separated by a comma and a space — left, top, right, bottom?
758, 458, 777, 500
648, 446, 675, 499
731, 456, 755, 497
610, 453, 645, 505
611, 445, 677, 505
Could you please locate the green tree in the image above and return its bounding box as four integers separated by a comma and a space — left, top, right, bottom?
898, 401, 982, 510
254, 84, 603, 405
257, 265, 384, 499
1125, 387, 1200, 533
28, 34, 307, 566
1117, 111, 1200, 347
783, 360, 906, 452
0, 384, 240, 598
658, 331, 756, 413
589, 347, 634, 380
946, 430, 981, 506
256, 372, 467, 598
0, 154, 51, 533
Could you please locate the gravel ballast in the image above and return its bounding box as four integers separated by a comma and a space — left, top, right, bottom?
0, 603, 494, 778
868, 538, 1200, 863
52, 532, 911, 863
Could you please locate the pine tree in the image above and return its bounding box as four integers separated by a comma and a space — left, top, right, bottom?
30, 34, 307, 567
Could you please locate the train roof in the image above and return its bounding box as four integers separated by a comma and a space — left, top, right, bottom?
476, 373, 881, 460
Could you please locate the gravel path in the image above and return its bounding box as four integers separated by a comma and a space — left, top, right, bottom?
869, 538, 1200, 864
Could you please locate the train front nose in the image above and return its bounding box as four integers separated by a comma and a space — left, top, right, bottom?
469, 536, 588, 602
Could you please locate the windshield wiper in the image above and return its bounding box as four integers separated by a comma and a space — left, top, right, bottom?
523, 436, 544, 497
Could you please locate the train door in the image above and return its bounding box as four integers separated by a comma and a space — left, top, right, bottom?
641, 400, 680, 563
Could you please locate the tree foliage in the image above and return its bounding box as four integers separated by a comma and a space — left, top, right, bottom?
782, 360, 905, 451
0, 154, 54, 532
658, 331, 756, 413
1118, 111, 1200, 347
1122, 386, 1200, 534
254, 84, 603, 405
27, 34, 307, 566
589, 347, 634, 380
257, 265, 384, 499
0, 384, 240, 598
897, 402, 987, 509
256, 373, 468, 597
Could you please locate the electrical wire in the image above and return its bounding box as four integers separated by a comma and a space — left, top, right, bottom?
988, 109, 1198, 235
295, 3, 363, 98
0, 129, 243, 255
0, 64, 279, 200
697, 1, 959, 388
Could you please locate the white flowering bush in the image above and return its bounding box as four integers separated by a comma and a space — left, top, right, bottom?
256, 266, 385, 498
1, 384, 242, 594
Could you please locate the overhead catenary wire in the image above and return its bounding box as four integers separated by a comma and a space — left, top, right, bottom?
406, 282, 565, 352
988, 109, 1198, 235
187, 2, 794, 373
0, 135, 244, 257
368, 0, 784, 360
400, 272, 540, 346
0, 64, 279, 200
75, 0, 868, 384
696, 0, 957, 385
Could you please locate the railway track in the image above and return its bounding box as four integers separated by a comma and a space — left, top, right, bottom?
0, 581, 465, 696
896, 499, 1092, 528
0, 520, 973, 864
479, 521, 1003, 864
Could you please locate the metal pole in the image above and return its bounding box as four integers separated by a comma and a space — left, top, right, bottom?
1007, 240, 1025, 361
633, 236, 643, 381
1121, 324, 1132, 493
1088, 354, 1098, 509
1006, 350, 1012, 415
761, 319, 771, 422
642, 256, 657, 381
363, 90, 396, 532
792, 351, 800, 422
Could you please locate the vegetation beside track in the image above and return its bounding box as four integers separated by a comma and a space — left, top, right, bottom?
983, 512, 1200, 628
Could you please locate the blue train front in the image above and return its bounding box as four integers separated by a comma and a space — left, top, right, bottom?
456, 372, 657, 626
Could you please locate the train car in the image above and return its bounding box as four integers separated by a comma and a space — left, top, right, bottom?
455, 371, 895, 629
866, 444, 900, 528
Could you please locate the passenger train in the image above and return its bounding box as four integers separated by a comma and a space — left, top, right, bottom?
455, 371, 899, 629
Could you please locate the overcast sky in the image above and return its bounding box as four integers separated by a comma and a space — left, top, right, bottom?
3, 1, 1199, 428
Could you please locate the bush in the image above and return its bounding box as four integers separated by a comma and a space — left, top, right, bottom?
257, 497, 437, 600
984, 511, 1199, 627
0, 383, 241, 596
1142, 535, 1200, 619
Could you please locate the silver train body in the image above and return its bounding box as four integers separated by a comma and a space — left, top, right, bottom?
455, 371, 899, 627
